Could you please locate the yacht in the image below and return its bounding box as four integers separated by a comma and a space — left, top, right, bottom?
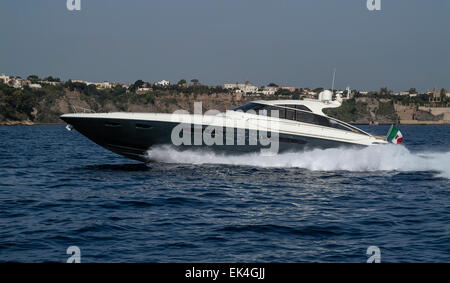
60, 90, 388, 162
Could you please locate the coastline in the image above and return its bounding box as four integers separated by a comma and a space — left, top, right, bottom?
0, 121, 64, 126
1, 81, 449, 126
1, 120, 448, 126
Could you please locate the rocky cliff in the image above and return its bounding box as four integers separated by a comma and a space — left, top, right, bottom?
0, 83, 448, 125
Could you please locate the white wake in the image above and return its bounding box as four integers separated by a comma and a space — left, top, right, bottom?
146, 145, 450, 179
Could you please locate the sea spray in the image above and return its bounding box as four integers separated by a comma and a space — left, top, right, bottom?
146, 144, 450, 179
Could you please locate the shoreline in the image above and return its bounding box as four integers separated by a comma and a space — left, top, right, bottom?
1, 121, 449, 127
0, 121, 65, 126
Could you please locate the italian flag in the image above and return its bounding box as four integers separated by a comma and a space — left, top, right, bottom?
387, 125, 403, 144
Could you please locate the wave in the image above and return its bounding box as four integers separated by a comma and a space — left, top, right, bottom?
146, 145, 450, 179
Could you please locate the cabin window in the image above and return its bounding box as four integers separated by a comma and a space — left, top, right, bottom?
294, 105, 312, 112
233, 102, 263, 112
104, 121, 121, 127
329, 119, 359, 132
136, 123, 152, 129
296, 111, 315, 124
315, 115, 332, 127
286, 109, 295, 120
294, 111, 332, 127
256, 106, 280, 118
233, 102, 369, 135
259, 108, 269, 116
278, 108, 286, 119
280, 105, 312, 112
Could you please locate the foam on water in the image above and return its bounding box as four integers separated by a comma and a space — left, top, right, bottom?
146, 144, 450, 179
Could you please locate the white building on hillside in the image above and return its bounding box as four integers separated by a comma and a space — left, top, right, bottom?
39, 81, 62, 86
71, 80, 113, 89
156, 80, 170, 86
136, 87, 152, 93
223, 83, 238, 90
305, 90, 317, 97
72, 79, 89, 84
7, 78, 29, 88
0, 74, 11, 84
94, 82, 112, 89
261, 86, 278, 95
224, 81, 258, 94
280, 86, 297, 92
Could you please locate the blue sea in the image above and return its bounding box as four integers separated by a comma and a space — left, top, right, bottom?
0, 125, 449, 262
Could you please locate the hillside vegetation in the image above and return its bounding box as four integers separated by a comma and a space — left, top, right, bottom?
0, 82, 447, 125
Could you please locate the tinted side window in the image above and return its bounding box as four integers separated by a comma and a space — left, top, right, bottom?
294, 105, 312, 112
258, 106, 285, 119
278, 108, 285, 119
258, 107, 269, 116
280, 105, 312, 112
329, 119, 353, 132
315, 115, 331, 127
233, 103, 263, 112
294, 111, 331, 127
233, 103, 254, 111
268, 106, 282, 118
296, 111, 316, 123
256, 105, 273, 116
286, 109, 295, 120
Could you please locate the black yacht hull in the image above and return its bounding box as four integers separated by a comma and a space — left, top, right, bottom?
60, 116, 361, 162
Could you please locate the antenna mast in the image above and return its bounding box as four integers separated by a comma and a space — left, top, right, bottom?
331, 68, 336, 92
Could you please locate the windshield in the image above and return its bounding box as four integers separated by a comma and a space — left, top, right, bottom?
232, 102, 263, 112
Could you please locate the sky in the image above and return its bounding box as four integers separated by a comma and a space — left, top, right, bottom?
0, 0, 449, 92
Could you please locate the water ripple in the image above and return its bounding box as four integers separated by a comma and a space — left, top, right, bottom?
0, 125, 449, 262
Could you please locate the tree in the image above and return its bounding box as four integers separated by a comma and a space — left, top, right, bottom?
313, 87, 324, 93
27, 75, 39, 83
86, 84, 98, 95
129, 80, 145, 92
177, 79, 187, 85
134, 80, 145, 88
268, 83, 278, 87
43, 76, 61, 82
440, 88, 447, 101
409, 88, 417, 94
380, 87, 389, 95
276, 89, 291, 96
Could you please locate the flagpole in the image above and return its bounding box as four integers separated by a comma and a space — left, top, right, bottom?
386, 124, 393, 141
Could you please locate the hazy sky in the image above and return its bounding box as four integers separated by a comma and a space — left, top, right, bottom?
1, 0, 449, 92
